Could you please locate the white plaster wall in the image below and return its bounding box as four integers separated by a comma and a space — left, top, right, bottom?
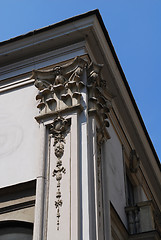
0, 84, 40, 188
103, 123, 127, 226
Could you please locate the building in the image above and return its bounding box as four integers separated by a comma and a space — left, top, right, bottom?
0, 9, 161, 240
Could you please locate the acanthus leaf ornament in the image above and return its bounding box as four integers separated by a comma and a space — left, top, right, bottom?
87, 62, 112, 131
32, 56, 112, 130
49, 116, 71, 230
32, 56, 87, 113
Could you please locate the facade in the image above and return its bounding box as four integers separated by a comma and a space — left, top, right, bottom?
0, 10, 161, 240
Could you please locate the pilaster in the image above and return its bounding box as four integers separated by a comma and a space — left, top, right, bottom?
32, 56, 112, 240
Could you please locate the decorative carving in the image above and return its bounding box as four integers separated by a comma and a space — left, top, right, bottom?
129, 150, 140, 173
32, 56, 87, 113
96, 126, 107, 235
49, 116, 71, 230
97, 127, 107, 146
96, 127, 107, 189
32, 57, 112, 230
32, 57, 112, 233
87, 62, 112, 130
32, 57, 112, 131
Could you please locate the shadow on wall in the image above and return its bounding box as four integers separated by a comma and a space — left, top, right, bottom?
0, 221, 33, 240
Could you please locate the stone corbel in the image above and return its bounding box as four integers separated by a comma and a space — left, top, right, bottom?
129, 149, 140, 173
49, 115, 71, 230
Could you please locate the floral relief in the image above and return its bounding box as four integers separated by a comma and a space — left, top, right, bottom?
49, 116, 71, 230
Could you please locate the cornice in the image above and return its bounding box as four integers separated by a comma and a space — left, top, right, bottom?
0, 42, 86, 82
0, 10, 99, 47
0, 12, 97, 67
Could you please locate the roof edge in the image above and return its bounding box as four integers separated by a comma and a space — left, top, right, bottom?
0, 9, 160, 170
0, 9, 99, 46
95, 11, 161, 170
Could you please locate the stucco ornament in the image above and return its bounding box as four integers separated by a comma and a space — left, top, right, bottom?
49, 116, 71, 230
129, 149, 140, 173
87, 62, 112, 131
32, 56, 87, 113
32, 56, 112, 133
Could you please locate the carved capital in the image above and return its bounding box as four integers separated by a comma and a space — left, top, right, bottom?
87, 62, 112, 129
32, 57, 112, 129
32, 57, 87, 114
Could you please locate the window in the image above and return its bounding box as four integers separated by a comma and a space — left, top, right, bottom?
0, 221, 33, 240
126, 175, 135, 206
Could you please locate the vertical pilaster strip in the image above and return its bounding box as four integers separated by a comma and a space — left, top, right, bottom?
96, 127, 106, 240
80, 70, 90, 240
33, 122, 47, 240
70, 113, 79, 240
87, 61, 112, 240
88, 116, 97, 240
32, 56, 112, 240
81, 112, 90, 240
102, 141, 112, 240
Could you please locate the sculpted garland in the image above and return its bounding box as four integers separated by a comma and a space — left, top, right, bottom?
49, 116, 71, 230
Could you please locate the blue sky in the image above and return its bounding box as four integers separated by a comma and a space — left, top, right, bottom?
1, 0, 161, 161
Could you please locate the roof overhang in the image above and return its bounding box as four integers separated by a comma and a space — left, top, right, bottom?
0, 9, 160, 186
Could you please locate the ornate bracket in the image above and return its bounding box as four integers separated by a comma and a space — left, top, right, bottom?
49, 116, 71, 230
129, 149, 140, 173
